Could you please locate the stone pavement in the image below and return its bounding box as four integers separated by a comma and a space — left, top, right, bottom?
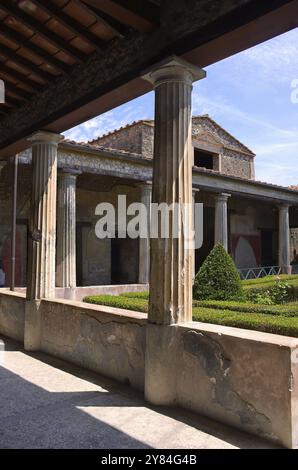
0, 335, 278, 449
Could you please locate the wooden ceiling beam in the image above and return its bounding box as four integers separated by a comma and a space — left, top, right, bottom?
30, 0, 106, 50
0, 62, 44, 92
0, 0, 86, 62
0, 43, 53, 82
83, 0, 157, 31
111, 0, 159, 23
76, 0, 130, 38
4, 82, 31, 101
0, 23, 70, 74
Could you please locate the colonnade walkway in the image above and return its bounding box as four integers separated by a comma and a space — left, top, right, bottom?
0, 335, 277, 449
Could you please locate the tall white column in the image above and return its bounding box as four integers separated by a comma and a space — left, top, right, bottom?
143, 57, 205, 325
138, 182, 151, 284
192, 189, 200, 281
278, 204, 291, 274
56, 169, 80, 288
214, 193, 230, 250
26, 131, 63, 300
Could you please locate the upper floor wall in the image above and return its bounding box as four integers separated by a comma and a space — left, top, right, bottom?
90, 116, 256, 180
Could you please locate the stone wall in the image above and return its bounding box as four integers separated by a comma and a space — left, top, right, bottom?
39, 299, 146, 391
221, 149, 253, 179
0, 290, 25, 341
92, 117, 255, 179
146, 322, 298, 449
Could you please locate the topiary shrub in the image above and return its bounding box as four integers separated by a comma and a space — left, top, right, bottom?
193, 243, 244, 301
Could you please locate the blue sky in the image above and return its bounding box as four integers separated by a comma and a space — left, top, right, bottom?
66, 28, 298, 187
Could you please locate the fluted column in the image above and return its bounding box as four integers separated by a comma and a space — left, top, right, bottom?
214, 193, 230, 250
26, 131, 63, 300
143, 57, 206, 325
278, 204, 291, 274
56, 169, 80, 288
139, 182, 152, 284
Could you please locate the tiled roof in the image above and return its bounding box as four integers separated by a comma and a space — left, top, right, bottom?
88, 120, 154, 145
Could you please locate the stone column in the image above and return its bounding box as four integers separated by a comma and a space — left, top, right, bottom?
56, 169, 80, 288
278, 204, 291, 274
138, 182, 152, 284
214, 193, 230, 250
192, 189, 200, 282
25, 131, 63, 351
142, 57, 206, 405
143, 56, 205, 326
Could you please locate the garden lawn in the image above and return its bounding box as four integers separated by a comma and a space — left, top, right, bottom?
84, 284, 298, 338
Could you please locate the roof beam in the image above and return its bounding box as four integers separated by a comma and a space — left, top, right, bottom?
83, 0, 157, 31
0, 23, 70, 74
77, 0, 129, 38
30, 0, 105, 50
4, 82, 31, 101
0, 43, 54, 82
0, 0, 86, 62
0, 62, 44, 92
111, 0, 159, 23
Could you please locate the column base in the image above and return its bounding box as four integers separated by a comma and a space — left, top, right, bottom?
144, 324, 178, 405
281, 266, 292, 275
24, 300, 42, 351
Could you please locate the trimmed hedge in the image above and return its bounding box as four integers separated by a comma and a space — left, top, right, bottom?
83, 295, 148, 313
192, 307, 298, 337
193, 243, 243, 301
193, 299, 298, 317
120, 291, 149, 300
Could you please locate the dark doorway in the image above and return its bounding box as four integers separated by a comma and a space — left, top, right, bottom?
261, 229, 274, 266
195, 206, 214, 274
111, 237, 139, 284
194, 148, 214, 170
76, 221, 91, 286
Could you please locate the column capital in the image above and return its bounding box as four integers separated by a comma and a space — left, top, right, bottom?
214, 192, 231, 203
142, 55, 206, 88
139, 181, 152, 191
278, 203, 291, 210
59, 168, 82, 179
28, 131, 64, 146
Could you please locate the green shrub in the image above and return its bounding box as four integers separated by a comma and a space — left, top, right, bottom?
193, 243, 244, 301
246, 279, 293, 304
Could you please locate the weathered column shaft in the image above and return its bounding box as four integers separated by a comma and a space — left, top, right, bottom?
139, 183, 152, 284
214, 193, 230, 251
26, 131, 63, 300
144, 57, 205, 325
56, 171, 79, 288
278, 204, 291, 274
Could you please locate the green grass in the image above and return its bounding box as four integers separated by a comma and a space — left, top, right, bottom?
83, 275, 298, 338
242, 274, 298, 289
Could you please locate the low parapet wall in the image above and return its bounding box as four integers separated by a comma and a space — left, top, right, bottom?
39, 299, 146, 391
54, 284, 149, 301
0, 289, 25, 341
0, 289, 297, 448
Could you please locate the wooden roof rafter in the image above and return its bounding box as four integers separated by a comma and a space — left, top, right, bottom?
29, 0, 106, 51
0, 0, 86, 62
